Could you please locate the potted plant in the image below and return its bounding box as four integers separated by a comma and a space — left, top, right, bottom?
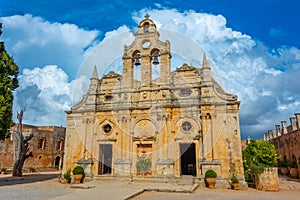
72, 166, 84, 184
279, 156, 289, 175
62, 169, 71, 184
289, 161, 298, 179
205, 169, 217, 189
1, 167, 7, 175
230, 173, 240, 189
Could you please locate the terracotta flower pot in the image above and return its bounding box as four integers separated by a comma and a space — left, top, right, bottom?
232, 183, 240, 190
73, 174, 83, 184
280, 167, 289, 175
205, 177, 216, 189
290, 168, 299, 179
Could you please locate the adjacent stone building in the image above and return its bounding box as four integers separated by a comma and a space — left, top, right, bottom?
64, 15, 245, 185
263, 113, 300, 165
0, 124, 65, 171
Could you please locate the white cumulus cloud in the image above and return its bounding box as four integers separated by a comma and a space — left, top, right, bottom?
6, 9, 300, 138
13, 65, 89, 126
0, 14, 99, 79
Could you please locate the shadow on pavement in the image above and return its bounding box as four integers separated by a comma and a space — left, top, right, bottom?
0, 173, 59, 186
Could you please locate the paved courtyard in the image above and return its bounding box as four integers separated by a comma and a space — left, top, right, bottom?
1, 172, 300, 200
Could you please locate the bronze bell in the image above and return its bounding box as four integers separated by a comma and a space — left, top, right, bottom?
152, 56, 159, 65
152, 50, 160, 65
134, 58, 141, 65
134, 53, 141, 66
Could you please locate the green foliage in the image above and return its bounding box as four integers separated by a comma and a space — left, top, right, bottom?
205, 169, 217, 178
64, 169, 71, 180
242, 139, 280, 182
0, 23, 19, 140
136, 159, 151, 174
73, 166, 84, 174
28, 166, 35, 172
231, 173, 239, 183
1, 167, 7, 172
278, 155, 288, 167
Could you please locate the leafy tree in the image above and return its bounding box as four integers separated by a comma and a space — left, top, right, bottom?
242, 139, 279, 182
0, 23, 19, 140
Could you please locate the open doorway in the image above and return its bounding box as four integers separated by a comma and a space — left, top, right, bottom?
98, 144, 112, 175
180, 143, 196, 176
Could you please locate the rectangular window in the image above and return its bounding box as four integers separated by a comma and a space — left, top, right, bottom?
38, 137, 46, 149
56, 140, 64, 151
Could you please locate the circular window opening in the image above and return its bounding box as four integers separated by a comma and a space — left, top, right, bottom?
182, 121, 192, 132
105, 95, 113, 101
142, 41, 151, 48
103, 124, 112, 134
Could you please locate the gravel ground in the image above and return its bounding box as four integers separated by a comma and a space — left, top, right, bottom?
1, 172, 300, 200
0, 172, 72, 200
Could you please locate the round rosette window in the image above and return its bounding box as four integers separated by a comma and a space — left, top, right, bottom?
103, 124, 112, 134
182, 121, 192, 132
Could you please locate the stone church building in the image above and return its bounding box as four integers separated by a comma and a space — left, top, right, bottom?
64, 15, 244, 185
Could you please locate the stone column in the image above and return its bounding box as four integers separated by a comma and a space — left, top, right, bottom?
141, 55, 151, 86
200, 115, 207, 160
211, 113, 217, 161
281, 121, 287, 134
122, 57, 133, 89
295, 113, 300, 129
275, 125, 281, 137
160, 53, 171, 85
290, 117, 297, 131
267, 130, 273, 140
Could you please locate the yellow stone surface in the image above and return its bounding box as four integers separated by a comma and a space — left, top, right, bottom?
64, 15, 245, 182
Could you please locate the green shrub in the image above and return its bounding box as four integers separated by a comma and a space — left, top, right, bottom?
1, 167, 7, 172
28, 166, 35, 172
73, 166, 84, 175
136, 159, 151, 173
231, 173, 239, 183
242, 139, 279, 182
205, 169, 217, 178
64, 169, 71, 180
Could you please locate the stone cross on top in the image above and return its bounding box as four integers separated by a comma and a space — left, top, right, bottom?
145, 13, 150, 19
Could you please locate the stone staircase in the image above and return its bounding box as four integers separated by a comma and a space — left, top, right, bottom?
177, 175, 195, 185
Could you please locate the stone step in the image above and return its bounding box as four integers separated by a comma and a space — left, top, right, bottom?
177, 175, 195, 185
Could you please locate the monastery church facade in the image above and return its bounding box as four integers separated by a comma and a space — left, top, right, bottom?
64, 15, 244, 183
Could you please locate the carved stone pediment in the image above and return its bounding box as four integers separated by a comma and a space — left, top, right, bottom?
103, 71, 121, 79
176, 63, 196, 72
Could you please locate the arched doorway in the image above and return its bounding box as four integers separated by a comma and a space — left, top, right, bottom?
55, 156, 60, 169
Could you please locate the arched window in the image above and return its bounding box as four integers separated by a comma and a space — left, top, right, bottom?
151, 49, 160, 80
133, 51, 142, 81
143, 22, 150, 32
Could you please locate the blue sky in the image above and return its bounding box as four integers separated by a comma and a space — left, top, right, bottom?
1, 0, 300, 139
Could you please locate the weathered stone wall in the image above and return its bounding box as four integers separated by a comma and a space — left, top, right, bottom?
256, 167, 279, 191
64, 15, 245, 184
0, 124, 65, 172
264, 113, 300, 165
0, 139, 13, 169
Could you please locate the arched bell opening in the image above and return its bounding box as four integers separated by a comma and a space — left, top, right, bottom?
132, 50, 142, 81
151, 48, 160, 80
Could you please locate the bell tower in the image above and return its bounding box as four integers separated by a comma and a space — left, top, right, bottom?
122, 14, 171, 88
